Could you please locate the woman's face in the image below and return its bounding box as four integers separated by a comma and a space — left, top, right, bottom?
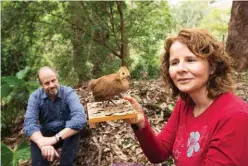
169, 41, 212, 95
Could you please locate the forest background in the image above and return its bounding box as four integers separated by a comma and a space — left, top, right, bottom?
1, 0, 247, 166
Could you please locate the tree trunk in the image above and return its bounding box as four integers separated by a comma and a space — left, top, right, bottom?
70, 2, 92, 84
226, 1, 248, 70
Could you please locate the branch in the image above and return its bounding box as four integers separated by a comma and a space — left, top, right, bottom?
80, 2, 121, 59
13, 51, 20, 71
79, 2, 111, 30
36, 20, 59, 27
108, 3, 120, 50
48, 11, 120, 58
117, 1, 124, 61
127, 5, 158, 43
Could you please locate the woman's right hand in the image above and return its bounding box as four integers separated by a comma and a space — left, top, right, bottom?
123, 96, 146, 129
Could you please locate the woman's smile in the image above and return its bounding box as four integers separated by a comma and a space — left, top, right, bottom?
177, 78, 193, 83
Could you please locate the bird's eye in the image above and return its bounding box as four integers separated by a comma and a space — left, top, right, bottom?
122, 72, 125, 75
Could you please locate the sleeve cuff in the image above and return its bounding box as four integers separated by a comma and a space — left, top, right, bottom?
26, 128, 40, 137
131, 124, 140, 131
131, 118, 149, 132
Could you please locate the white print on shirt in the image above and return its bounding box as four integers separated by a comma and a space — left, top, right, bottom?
187, 131, 200, 157
173, 125, 209, 161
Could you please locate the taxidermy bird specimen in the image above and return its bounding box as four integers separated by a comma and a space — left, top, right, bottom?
88, 66, 131, 106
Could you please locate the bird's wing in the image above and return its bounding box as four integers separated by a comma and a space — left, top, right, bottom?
88, 78, 103, 90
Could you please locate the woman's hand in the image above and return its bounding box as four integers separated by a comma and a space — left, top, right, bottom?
123, 96, 146, 129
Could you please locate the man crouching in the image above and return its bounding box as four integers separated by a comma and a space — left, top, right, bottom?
24, 66, 87, 166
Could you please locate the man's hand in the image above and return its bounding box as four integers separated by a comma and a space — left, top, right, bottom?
37, 136, 57, 149
123, 96, 146, 129
41, 145, 59, 161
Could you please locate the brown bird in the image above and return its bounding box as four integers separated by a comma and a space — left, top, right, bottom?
88, 66, 131, 105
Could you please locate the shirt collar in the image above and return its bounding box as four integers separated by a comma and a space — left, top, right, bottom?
57, 86, 62, 98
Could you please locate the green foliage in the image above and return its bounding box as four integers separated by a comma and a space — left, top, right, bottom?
170, 0, 210, 33
199, 8, 231, 41
98, 59, 122, 77
1, 0, 232, 85
1, 143, 15, 166
1, 1, 172, 83
169, 0, 231, 42
131, 53, 160, 80
127, 1, 171, 79
1, 1, 47, 76
16, 66, 31, 79
131, 59, 148, 79
1, 67, 39, 136
1, 140, 31, 166
168, 104, 175, 112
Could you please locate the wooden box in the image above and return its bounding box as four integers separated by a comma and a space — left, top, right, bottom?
87, 99, 137, 128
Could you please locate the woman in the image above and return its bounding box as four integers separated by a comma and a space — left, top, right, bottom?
124, 29, 248, 166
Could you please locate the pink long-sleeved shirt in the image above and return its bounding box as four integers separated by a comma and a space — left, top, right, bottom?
133, 92, 248, 166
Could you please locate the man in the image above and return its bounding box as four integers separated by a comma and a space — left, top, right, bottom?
24, 66, 87, 166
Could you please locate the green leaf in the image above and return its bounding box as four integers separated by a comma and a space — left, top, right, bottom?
25, 81, 40, 94
1, 84, 12, 98
1, 142, 15, 166
168, 104, 175, 112
2, 76, 25, 87
16, 66, 30, 79
16, 140, 31, 162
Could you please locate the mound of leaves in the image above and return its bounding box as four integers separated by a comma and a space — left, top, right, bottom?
75, 79, 175, 166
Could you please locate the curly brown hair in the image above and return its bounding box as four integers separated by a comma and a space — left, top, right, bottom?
161, 28, 235, 102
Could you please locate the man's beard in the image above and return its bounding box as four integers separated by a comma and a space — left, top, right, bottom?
48, 88, 58, 97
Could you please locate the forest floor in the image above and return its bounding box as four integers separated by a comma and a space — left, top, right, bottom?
2, 71, 247, 166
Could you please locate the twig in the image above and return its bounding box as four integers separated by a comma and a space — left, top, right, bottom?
93, 136, 102, 166
143, 103, 163, 111
97, 136, 103, 166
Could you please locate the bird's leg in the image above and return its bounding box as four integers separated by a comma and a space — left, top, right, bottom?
101, 100, 117, 107
102, 100, 111, 108
108, 99, 117, 106
101, 101, 106, 108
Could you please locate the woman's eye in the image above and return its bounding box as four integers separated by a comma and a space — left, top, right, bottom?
170, 61, 178, 66
187, 58, 196, 62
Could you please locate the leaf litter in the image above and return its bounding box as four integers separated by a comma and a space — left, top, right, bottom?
2, 71, 247, 166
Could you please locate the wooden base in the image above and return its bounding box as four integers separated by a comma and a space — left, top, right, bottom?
87, 99, 137, 128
